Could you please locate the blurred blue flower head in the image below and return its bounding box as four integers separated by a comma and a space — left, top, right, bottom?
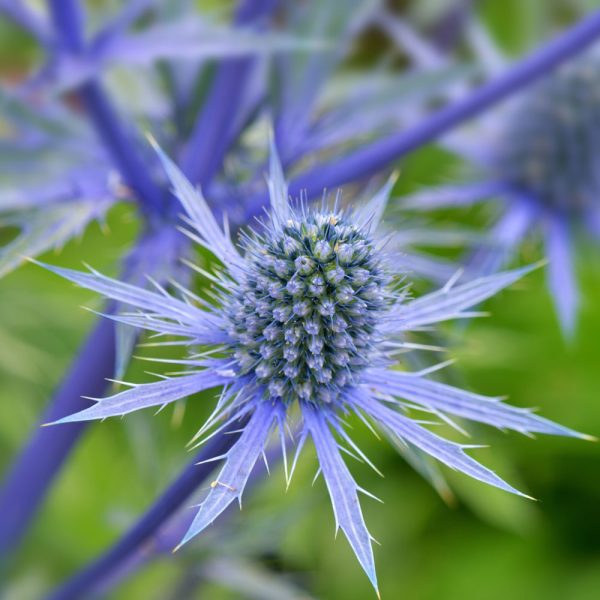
466, 59, 600, 336
401, 34, 600, 336
494, 59, 600, 217
41, 140, 587, 594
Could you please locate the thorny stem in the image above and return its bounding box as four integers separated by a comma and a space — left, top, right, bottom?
241, 8, 600, 220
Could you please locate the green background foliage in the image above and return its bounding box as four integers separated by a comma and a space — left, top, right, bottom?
1, 1, 599, 598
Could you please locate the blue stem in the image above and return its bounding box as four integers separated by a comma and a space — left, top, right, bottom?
242, 8, 600, 220
180, 61, 255, 185
0, 317, 116, 559
47, 0, 84, 52
91, 444, 279, 596
180, 0, 277, 185
46, 421, 246, 600
77, 82, 165, 217
46, 0, 165, 217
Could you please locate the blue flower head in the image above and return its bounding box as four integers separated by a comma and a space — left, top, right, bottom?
42, 141, 587, 595
459, 59, 600, 337
494, 59, 600, 217
486, 60, 600, 336
396, 20, 600, 336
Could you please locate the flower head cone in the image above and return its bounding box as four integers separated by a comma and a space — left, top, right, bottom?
40, 140, 588, 595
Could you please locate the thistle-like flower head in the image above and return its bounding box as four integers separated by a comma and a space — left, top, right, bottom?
228, 205, 390, 405
398, 40, 600, 335
42, 141, 586, 595
495, 59, 600, 216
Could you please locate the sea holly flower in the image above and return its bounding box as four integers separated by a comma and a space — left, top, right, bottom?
388, 15, 600, 336
0, 0, 476, 559
40, 142, 586, 594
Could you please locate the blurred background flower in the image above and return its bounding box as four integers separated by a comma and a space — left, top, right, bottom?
396, 28, 600, 337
